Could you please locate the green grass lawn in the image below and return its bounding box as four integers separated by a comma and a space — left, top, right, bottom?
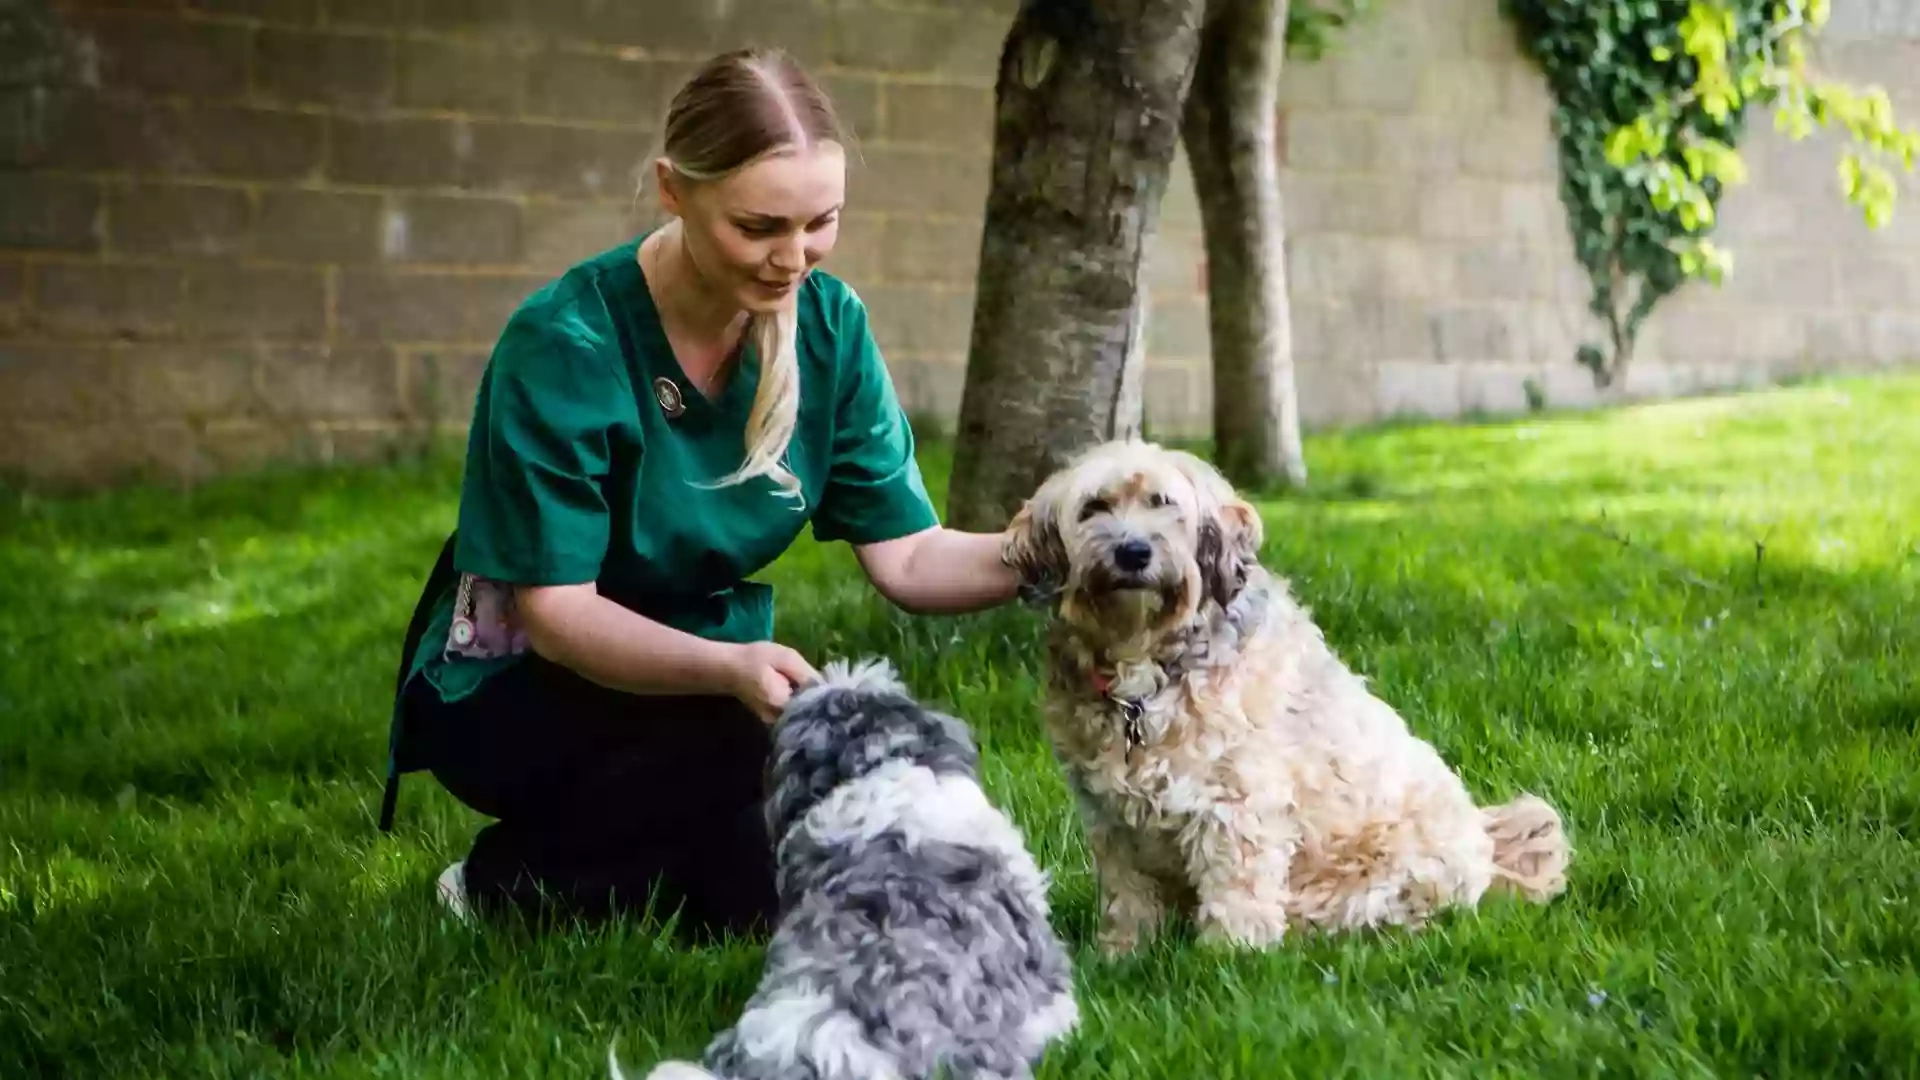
4, 373, 1918, 1078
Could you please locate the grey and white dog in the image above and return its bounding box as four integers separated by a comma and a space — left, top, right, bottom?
614, 658, 1080, 1080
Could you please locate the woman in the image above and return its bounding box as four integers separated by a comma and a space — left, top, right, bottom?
383, 46, 1019, 940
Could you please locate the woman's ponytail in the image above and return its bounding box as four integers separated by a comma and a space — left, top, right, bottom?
708, 306, 802, 502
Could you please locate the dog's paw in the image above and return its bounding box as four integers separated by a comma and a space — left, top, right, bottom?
1094, 886, 1165, 957
1095, 904, 1165, 956
1095, 923, 1148, 957
1194, 904, 1288, 951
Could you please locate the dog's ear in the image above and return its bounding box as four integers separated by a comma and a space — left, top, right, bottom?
763, 703, 841, 843
1170, 448, 1263, 611
1001, 496, 1067, 607
1198, 495, 1262, 610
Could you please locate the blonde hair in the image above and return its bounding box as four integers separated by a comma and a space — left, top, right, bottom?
657, 47, 845, 502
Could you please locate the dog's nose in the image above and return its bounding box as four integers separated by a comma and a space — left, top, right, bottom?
1113, 538, 1153, 572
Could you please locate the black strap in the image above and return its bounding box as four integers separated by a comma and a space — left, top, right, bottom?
379, 530, 460, 833
377, 766, 401, 834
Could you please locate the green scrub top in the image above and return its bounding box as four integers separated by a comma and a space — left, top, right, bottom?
396, 232, 939, 716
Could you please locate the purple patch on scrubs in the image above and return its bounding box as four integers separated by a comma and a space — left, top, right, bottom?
445, 574, 530, 660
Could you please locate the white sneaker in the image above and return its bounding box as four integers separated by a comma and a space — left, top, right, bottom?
436, 860, 472, 923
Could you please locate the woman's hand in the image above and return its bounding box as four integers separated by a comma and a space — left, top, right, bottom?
722, 642, 820, 723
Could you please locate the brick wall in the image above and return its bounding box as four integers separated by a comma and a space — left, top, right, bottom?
1, 0, 1916, 487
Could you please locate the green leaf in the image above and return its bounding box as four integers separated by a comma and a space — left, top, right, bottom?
1605, 126, 1636, 166
1683, 144, 1707, 180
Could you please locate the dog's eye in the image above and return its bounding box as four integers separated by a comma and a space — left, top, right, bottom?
1078, 498, 1110, 522
1146, 492, 1171, 509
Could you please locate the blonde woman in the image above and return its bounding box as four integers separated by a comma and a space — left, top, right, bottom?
383, 47, 1018, 939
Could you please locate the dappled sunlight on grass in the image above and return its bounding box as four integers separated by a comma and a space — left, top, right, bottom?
1292, 376, 1918, 510
3, 373, 1917, 1075
0, 852, 125, 916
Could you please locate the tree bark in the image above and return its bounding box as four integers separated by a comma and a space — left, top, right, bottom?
945, 0, 1210, 533
1182, 0, 1307, 491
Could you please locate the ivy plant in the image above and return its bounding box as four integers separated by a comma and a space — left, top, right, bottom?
1504, 0, 1920, 390
1287, 0, 1375, 60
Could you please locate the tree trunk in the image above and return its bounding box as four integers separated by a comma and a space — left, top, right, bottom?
1182, 0, 1307, 491
945, 0, 1210, 533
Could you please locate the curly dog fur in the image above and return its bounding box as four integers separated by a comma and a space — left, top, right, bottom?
1002, 440, 1571, 954
613, 658, 1079, 1080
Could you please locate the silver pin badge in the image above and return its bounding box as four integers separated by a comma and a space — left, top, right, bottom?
653, 376, 686, 418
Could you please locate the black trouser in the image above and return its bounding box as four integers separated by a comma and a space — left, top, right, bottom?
401, 651, 779, 942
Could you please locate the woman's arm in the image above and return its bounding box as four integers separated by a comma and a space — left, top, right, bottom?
515, 583, 819, 721
853, 526, 1018, 615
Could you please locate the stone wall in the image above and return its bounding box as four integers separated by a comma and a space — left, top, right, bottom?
1, 0, 1916, 487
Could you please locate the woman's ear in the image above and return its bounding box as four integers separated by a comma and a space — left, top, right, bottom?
653, 158, 682, 217
1002, 496, 1067, 607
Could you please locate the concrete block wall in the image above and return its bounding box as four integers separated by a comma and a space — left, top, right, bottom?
1265, 0, 1920, 429
1, 0, 1916, 486
0, 0, 1009, 483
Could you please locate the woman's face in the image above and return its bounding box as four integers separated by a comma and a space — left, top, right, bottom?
661, 141, 847, 316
